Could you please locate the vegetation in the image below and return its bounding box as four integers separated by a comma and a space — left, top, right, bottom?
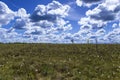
0, 43, 120, 80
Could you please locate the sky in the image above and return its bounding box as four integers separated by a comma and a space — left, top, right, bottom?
0, 0, 120, 43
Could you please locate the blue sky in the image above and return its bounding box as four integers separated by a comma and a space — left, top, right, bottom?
0, 0, 120, 43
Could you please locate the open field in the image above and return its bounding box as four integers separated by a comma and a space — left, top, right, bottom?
0, 43, 120, 80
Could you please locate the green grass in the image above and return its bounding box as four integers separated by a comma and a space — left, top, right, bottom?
0, 43, 120, 80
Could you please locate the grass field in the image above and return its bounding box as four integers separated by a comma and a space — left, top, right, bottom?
0, 43, 120, 80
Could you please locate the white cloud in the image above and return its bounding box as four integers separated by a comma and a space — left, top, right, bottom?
104, 27, 120, 43
76, 0, 82, 7
17, 8, 30, 18
76, 0, 103, 7
25, 1, 72, 36
30, 1, 70, 22
112, 23, 118, 28
7, 1, 72, 43
95, 29, 106, 36
78, 0, 120, 29
76, 0, 120, 43
78, 17, 106, 29
47, 1, 70, 17
0, 28, 7, 40
0, 1, 15, 27
0, 0, 120, 43
0, 27, 19, 43
86, 0, 120, 22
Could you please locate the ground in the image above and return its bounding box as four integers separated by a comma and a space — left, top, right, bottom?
0, 43, 120, 80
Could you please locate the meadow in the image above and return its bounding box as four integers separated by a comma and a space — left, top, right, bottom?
0, 43, 120, 80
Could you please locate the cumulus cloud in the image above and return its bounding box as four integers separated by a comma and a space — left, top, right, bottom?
95, 29, 106, 36
0, 0, 120, 43
0, 1, 73, 43
86, 0, 120, 22
0, 27, 19, 43
14, 19, 27, 30
112, 23, 118, 28
17, 8, 30, 18
87, 9, 115, 21
30, 1, 70, 22
78, 0, 120, 35
0, 1, 15, 27
24, 1, 71, 36
76, 0, 120, 43
76, 0, 103, 7
104, 27, 120, 43
8, 1, 72, 43
24, 27, 46, 35
0, 1, 30, 31
0, 28, 7, 40
78, 0, 120, 29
